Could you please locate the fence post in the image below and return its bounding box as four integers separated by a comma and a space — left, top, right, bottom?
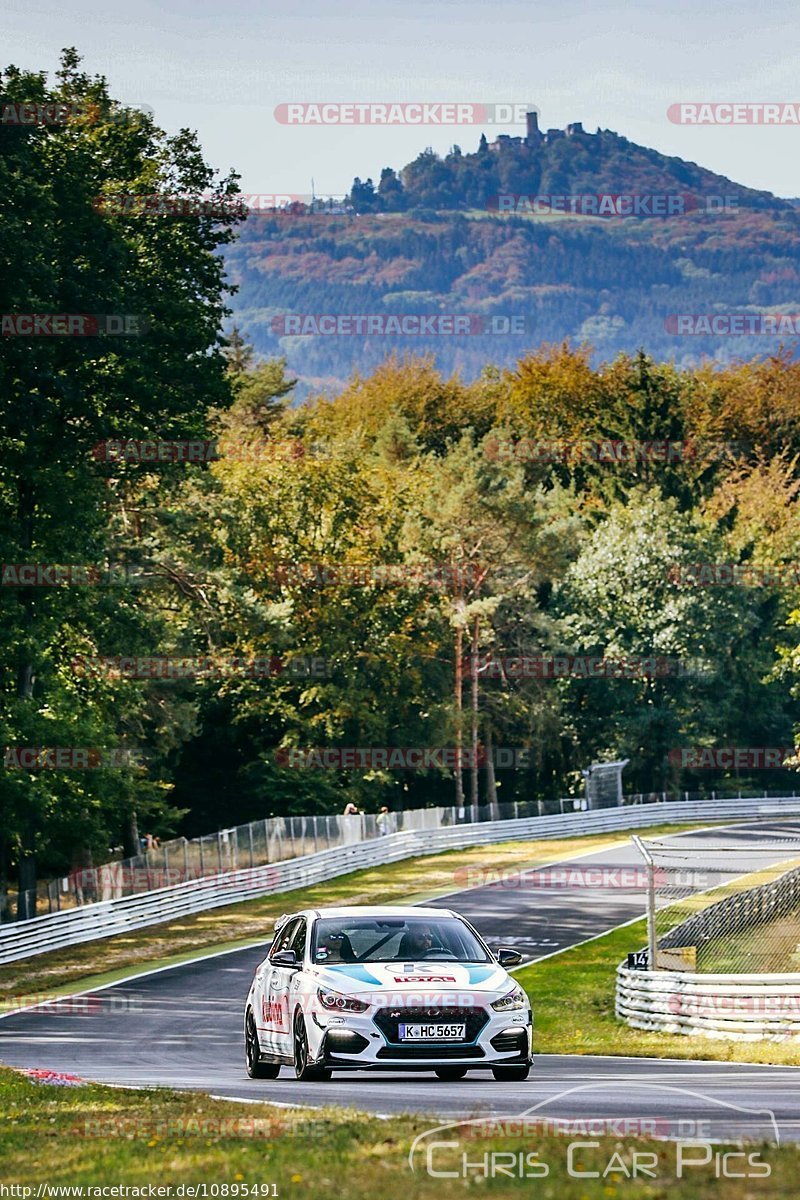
199, 837, 205, 876
632, 835, 657, 972
248, 822, 255, 869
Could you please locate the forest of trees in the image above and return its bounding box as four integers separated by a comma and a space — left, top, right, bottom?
229, 203, 800, 389
3, 53, 800, 918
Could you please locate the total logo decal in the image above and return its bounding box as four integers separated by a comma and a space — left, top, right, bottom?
393, 976, 457, 983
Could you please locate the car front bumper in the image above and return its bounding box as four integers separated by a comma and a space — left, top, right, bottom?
309, 1004, 533, 1069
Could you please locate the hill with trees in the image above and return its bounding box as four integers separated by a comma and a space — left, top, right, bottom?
226, 124, 800, 391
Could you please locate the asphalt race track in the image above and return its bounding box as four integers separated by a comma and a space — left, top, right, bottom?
3, 821, 800, 1141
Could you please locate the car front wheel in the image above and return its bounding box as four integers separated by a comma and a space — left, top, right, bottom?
293, 1013, 331, 1081
245, 1010, 281, 1079
491, 1063, 531, 1081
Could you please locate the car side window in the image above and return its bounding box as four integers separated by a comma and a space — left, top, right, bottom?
288, 918, 307, 962
269, 918, 298, 959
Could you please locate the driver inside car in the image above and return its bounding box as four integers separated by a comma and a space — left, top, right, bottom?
397, 924, 435, 958
319, 930, 357, 963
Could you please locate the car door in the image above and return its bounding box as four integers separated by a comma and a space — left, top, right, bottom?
269, 917, 307, 1058
257, 917, 298, 1052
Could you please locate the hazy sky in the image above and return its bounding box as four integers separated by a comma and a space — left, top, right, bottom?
4, 0, 800, 198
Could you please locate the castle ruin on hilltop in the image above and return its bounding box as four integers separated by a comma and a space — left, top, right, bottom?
488, 111, 587, 152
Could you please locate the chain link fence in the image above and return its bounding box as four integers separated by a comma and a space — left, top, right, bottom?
4, 786, 798, 922
5, 798, 552, 921
632, 826, 800, 973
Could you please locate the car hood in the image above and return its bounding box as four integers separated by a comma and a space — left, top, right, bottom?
311, 960, 511, 997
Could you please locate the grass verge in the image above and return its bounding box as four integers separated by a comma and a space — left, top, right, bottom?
0, 1066, 792, 1197
0, 823, 703, 1003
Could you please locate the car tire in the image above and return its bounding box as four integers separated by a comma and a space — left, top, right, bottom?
491, 1063, 531, 1082
434, 1066, 468, 1081
245, 1010, 281, 1079
293, 1013, 332, 1081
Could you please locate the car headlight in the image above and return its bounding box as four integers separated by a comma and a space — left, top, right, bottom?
491, 985, 527, 1012
317, 987, 369, 1013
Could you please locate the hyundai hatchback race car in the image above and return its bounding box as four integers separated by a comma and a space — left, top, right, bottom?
244, 905, 531, 1080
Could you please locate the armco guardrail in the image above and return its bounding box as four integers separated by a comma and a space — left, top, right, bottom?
20, 797, 577, 918
616, 966, 800, 1040
1, 796, 799, 966
25, 787, 792, 919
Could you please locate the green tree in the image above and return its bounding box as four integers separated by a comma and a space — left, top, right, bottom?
0, 49, 242, 915
554, 489, 794, 790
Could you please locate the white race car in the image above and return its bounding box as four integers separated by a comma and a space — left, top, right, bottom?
244, 905, 532, 1080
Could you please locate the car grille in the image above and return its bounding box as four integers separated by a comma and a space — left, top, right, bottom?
374, 1005, 489, 1045
376, 1043, 485, 1059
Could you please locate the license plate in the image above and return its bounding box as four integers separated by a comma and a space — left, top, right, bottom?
398, 1023, 466, 1040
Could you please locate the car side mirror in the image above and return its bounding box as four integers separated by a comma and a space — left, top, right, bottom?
496, 947, 523, 967
271, 949, 300, 969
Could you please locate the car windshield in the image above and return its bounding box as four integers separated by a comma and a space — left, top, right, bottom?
311, 916, 491, 964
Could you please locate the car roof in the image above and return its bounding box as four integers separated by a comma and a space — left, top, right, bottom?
281, 905, 457, 921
